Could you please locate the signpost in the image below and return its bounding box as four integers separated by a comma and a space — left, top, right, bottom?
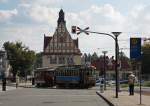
130, 37, 142, 105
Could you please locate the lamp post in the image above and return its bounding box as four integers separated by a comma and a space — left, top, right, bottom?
102, 51, 107, 90
71, 26, 121, 98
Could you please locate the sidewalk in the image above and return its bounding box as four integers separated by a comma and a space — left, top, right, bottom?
18, 82, 34, 88
96, 88, 150, 106
0, 85, 17, 92
0, 82, 34, 92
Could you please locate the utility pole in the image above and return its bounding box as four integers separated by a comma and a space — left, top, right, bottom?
102, 51, 107, 90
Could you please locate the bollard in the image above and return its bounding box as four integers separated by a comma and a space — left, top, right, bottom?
100, 83, 104, 93
2, 78, 6, 91
32, 78, 35, 85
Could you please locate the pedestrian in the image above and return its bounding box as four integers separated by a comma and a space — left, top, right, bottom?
16, 75, 19, 88
128, 72, 136, 95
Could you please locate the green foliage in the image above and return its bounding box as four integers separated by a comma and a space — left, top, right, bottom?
3, 41, 36, 77
91, 52, 98, 61
83, 52, 99, 62
142, 43, 150, 75
35, 52, 42, 68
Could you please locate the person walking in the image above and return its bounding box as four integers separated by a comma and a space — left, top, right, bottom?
128, 72, 136, 95
16, 75, 19, 88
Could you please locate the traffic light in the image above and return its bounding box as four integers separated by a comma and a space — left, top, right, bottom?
71, 26, 76, 34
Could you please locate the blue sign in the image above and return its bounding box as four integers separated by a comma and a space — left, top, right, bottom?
130, 38, 141, 60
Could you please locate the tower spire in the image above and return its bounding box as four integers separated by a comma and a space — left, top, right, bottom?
57, 9, 66, 26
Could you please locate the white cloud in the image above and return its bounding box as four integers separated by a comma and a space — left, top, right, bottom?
18, 3, 31, 8
29, 5, 58, 27
33, 0, 63, 6
0, 9, 18, 21
0, 25, 49, 52
0, 0, 7, 3
66, 4, 126, 32
20, 0, 63, 6
2, 2, 150, 56
127, 5, 150, 34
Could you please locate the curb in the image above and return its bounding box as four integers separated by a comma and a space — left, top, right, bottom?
96, 91, 114, 106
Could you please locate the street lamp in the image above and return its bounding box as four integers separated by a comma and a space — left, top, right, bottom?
71, 26, 121, 98
102, 51, 107, 90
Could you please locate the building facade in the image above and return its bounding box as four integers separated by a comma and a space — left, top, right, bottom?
91, 56, 132, 80
42, 9, 82, 68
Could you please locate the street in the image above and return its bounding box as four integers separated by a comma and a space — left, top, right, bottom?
0, 87, 109, 106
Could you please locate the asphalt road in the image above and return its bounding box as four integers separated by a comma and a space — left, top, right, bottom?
0, 87, 109, 106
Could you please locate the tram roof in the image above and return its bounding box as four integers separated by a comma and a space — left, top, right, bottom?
35, 67, 56, 72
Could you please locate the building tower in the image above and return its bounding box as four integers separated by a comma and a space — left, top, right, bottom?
42, 9, 82, 68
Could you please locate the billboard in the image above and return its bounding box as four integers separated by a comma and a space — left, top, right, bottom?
130, 38, 141, 60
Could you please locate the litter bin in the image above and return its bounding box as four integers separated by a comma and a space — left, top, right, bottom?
100, 83, 104, 93
100, 79, 104, 93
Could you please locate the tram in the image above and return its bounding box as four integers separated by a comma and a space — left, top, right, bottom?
55, 65, 96, 88
34, 67, 55, 87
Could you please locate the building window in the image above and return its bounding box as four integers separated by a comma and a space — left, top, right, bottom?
67, 57, 74, 65
59, 57, 65, 64
49, 56, 57, 64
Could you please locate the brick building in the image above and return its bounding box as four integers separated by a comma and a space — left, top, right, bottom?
92, 56, 132, 80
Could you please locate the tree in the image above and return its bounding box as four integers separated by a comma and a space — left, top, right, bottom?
3, 41, 36, 78
142, 43, 150, 76
91, 52, 98, 62
87, 53, 92, 62
35, 52, 42, 68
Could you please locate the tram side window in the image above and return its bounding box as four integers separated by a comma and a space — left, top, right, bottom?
68, 70, 70, 76
64, 70, 65, 76
77, 70, 79, 76
73, 71, 75, 76
59, 71, 61, 76
57, 71, 59, 76
75, 70, 77, 76
73, 70, 75, 76
61, 69, 63, 76
66, 70, 68, 76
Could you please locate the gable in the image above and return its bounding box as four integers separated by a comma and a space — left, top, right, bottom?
43, 35, 52, 51
44, 25, 81, 55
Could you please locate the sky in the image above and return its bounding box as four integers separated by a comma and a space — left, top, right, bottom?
0, 0, 150, 57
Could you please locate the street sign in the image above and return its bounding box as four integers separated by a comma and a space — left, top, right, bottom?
130, 38, 141, 60
71, 26, 89, 35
